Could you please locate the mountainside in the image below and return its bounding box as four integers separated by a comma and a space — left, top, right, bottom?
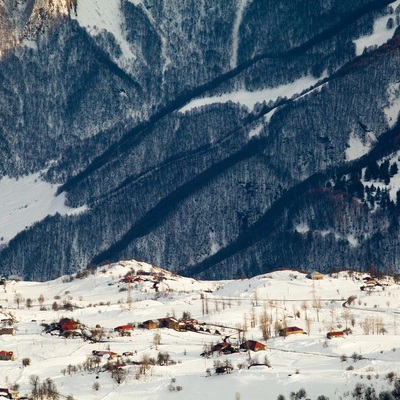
1, 0, 400, 280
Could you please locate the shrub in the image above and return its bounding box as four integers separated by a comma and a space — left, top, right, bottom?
22, 357, 31, 367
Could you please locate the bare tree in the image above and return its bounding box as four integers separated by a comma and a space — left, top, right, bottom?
112, 367, 126, 384
139, 353, 152, 375
250, 307, 257, 328
312, 296, 322, 322
38, 294, 45, 309
301, 301, 308, 319
253, 289, 259, 307
305, 316, 312, 336
14, 293, 24, 309
259, 304, 272, 341
342, 309, 352, 330
153, 332, 161, 349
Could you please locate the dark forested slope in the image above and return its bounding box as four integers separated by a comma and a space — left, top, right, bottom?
0, 0, 400, 280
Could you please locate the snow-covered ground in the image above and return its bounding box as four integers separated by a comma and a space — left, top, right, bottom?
179, 74, 326, 113
353, 0, 400, 56
72, 0, 138, 69
1, 260, 400, 399
0, 172, 87, 245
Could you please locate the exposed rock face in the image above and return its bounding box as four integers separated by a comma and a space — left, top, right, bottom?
0, 0, 400, 280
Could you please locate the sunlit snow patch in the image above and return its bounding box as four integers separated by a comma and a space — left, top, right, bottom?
295, 223, 309, 233
179, 74, 325, 113
385, 82, 400, 128
248, 124, 263, 138
0, 173, 87, 244
72, 0, 137, 67
345, 131, 376, 162
354, 1, 400, 56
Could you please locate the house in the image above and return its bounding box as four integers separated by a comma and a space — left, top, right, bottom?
0, 328, 14, 336
210, 342, 237, 354
114, 325, 134, 336
364, 278, 378, 286
59, 318, 80, 331
327, 331, 345, 339
142, 319, 160, 330
178, 318, 198, 331
306, 271, 324, 280
158, 317, 179, 330
279, 326, 304, 337
0, 351, 14, 361
240, 340, 266, 352
1, 319, 13, 327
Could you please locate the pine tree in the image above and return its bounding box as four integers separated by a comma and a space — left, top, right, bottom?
390, 162, 398, 177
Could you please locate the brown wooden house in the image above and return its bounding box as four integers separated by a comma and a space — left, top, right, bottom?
306, 271, 324, 280
0, 327, 14, 336
211, 342, 235, 354
142, 319, 160, 330
327, 331, 345, 339
279, 326, 304, 337
240, 340, 266, 352
159, 317, 179, 330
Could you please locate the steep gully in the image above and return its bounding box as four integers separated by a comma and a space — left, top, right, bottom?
59, 0, 399, 270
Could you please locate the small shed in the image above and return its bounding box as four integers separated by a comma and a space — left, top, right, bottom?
279, 326, 304, 337
0, 351, 14, 361
306, 271, 324, 280
240, 340, 266, 352
327, 331, 345, 339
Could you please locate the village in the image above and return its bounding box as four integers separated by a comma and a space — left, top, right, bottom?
0, 260, 399, 399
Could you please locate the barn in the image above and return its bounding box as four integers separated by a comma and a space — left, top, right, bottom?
240, 340, 266, 352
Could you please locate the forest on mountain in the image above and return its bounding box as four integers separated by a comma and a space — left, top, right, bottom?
0, 0, 400, 280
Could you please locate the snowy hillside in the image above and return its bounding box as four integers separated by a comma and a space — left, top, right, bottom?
1, 260, 400, 399
0, 173, 87, 246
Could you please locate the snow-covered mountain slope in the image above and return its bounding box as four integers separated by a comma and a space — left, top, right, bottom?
1, 0, 400, 280
1, 261, 400, 399
0, 172, 87, 246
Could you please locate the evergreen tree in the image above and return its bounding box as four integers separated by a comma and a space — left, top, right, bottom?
390, 162, 398, 177
379, 160, 390, 183
364, 166, 372, 181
